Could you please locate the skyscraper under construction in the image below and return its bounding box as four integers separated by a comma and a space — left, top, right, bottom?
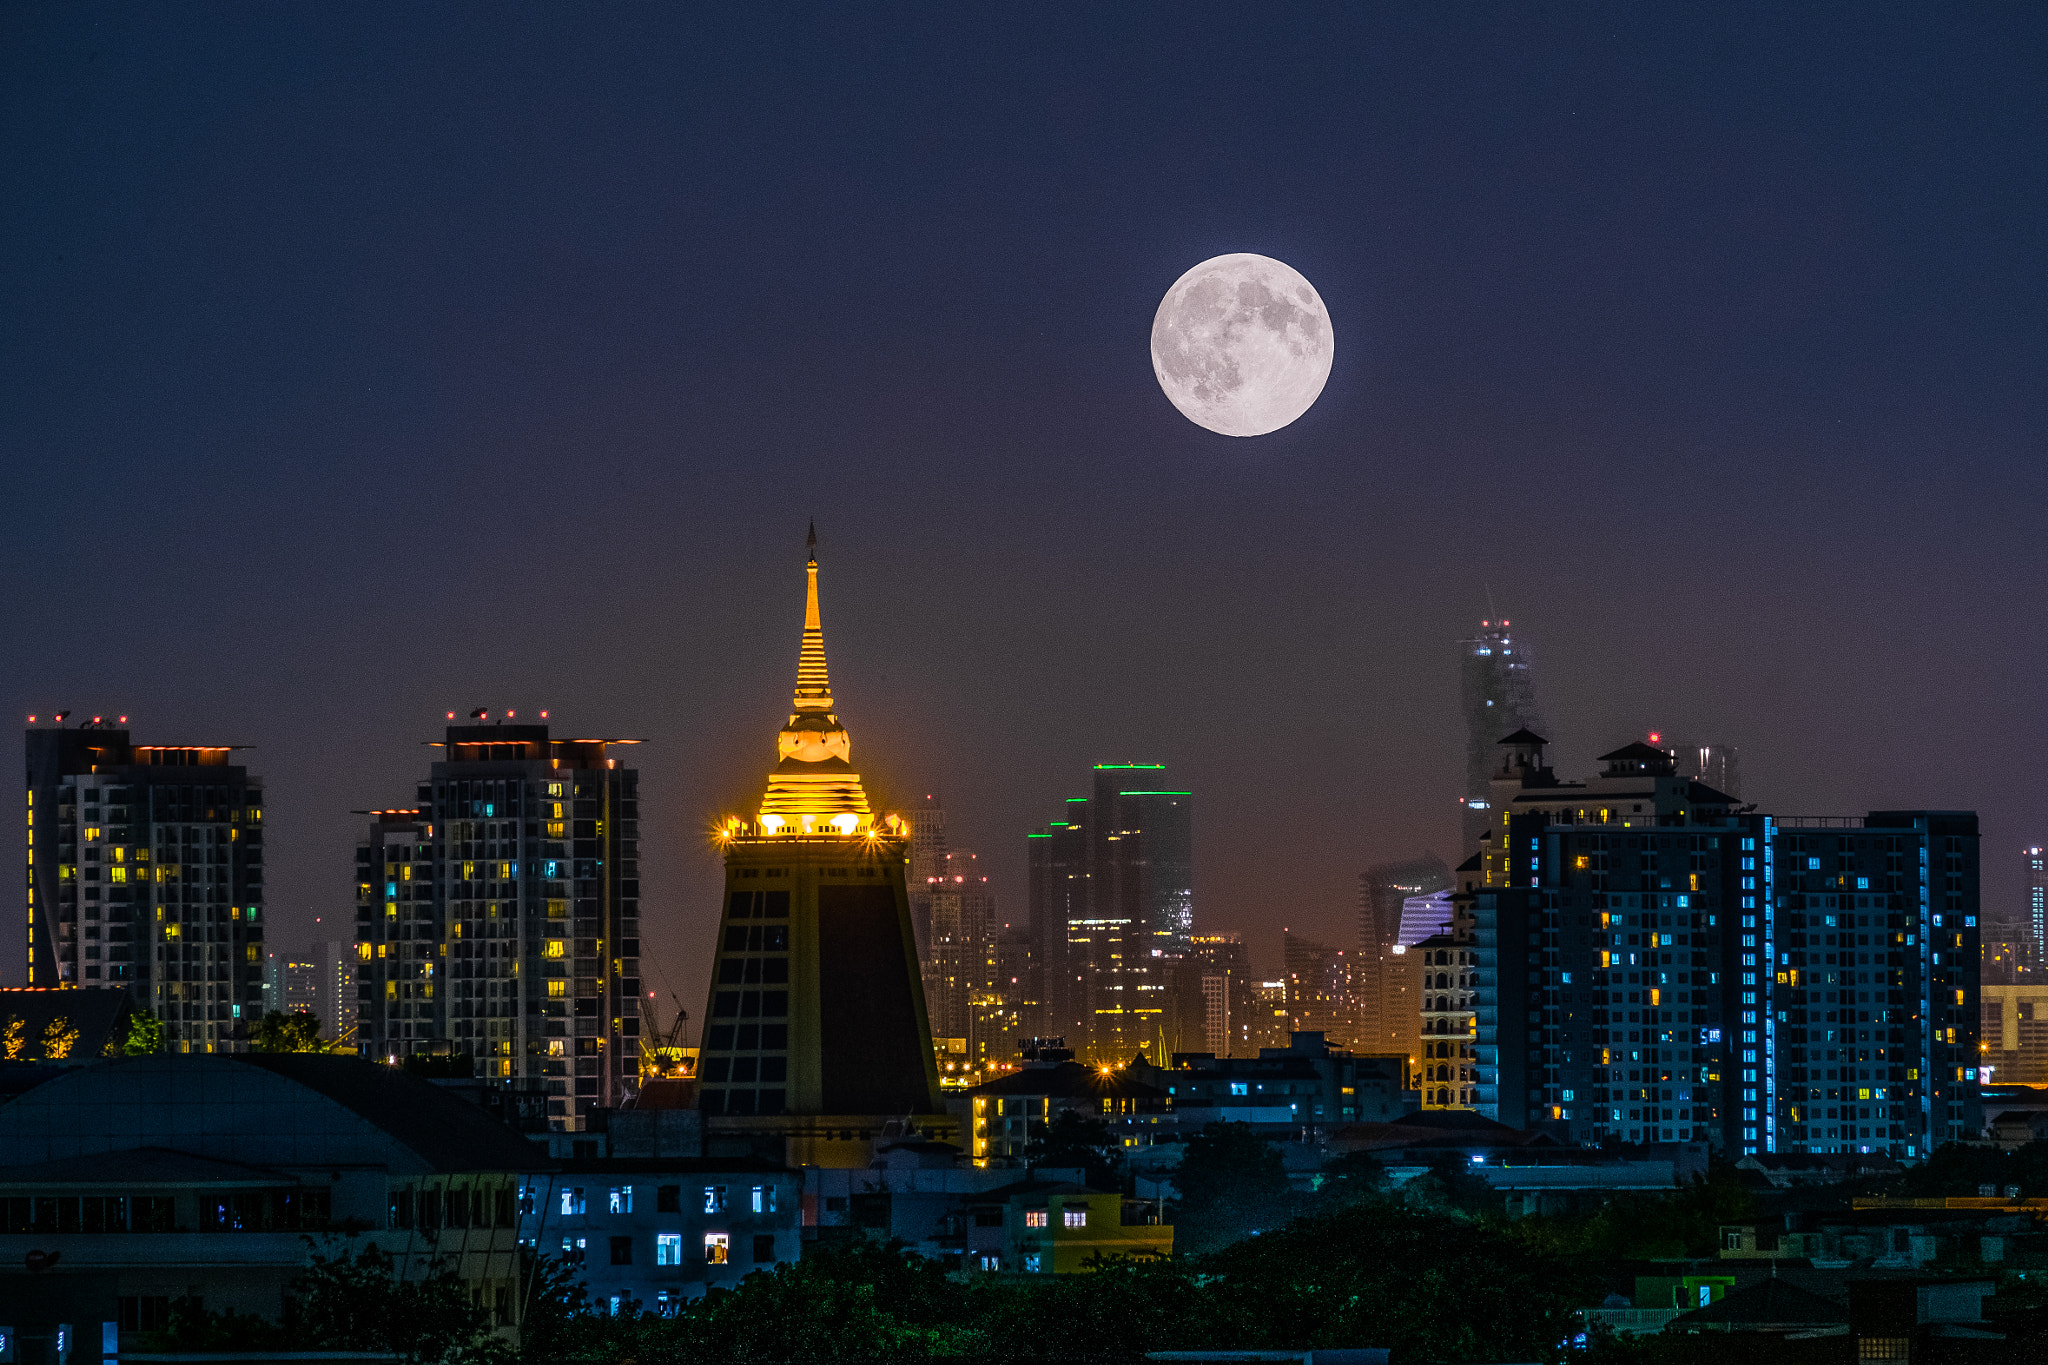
695, 532, 946, 1167
1460, 618, 1543, 853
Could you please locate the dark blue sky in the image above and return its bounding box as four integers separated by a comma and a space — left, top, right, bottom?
4, 4, 2044, 995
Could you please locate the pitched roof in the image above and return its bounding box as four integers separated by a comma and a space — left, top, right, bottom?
1498, 728, 1548, 746
0, 1147, 293, 1187
1598, 742, 1675, 764
236, 1054, 548, 1173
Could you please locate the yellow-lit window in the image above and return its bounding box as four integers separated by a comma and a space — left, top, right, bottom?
164, 924, 181, 939
499, 862, 513, 879
547, 901, 568, 919
1859, 1088, 1870, 1100
547, 980, 567, 997
1024, 1210, 1048, 1228
546, 822, 565, 838
109, 867, 127, 884
1689, 874, 1701, 891
357, 943, 373, 961
546, 783, 562, 798
386, 982, 397, 999
84, 827, 101, 841
245, 944, 259, 963
544, 941, 566, 958
1649, 989, 1661, 1006
462, 862, 475, 880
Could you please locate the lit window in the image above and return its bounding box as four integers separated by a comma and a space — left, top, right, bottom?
1024, 1253, 1042, 1273
1229, 1082, 1248, 1096
751, 1185, 775, 1213
547, 981, 567, 997
609, 1186, 632, 1214
544, 941, 566, 958
1064, 1207, 1087, 1228
704, 1233, 729, 1265
1024, 1209, 1048, 1228
703, 1185, 726, 1214
655, 1233, 683, 1266
560, 1188, 584, 1216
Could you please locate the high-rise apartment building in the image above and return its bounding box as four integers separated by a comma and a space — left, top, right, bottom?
1175, 932, 1255, 1057
694, 537, 945, 1167
907, 794, 947, 961
1026, 766, 1193, 1062
351, 722, 640, 1130
2027, 845, 2047, 957
1460, 618, 1543, 852
1466, 730, 1980, 1161
25, 721, 265, 1051
1282, 930, 1355, 1047
262, 954, 319, 1016
923, 849, 996, 1044
1359, 855, 1450, 1052
317, 938, 358, 1045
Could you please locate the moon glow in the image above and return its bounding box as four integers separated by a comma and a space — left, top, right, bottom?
1150, 253, 1333, 437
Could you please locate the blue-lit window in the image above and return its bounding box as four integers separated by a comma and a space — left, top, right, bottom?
1229, 1082, 1248, 1096
545, 861, 558, 878
1857, 877, 1869, 890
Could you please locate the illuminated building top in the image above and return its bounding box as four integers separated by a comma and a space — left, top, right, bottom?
746, 528, 898, 837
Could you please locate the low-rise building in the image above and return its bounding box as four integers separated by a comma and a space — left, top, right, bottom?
523, 1158, 800, 1312
0, 1053, 543, 1354
1149, 1031, 1408, 1130
958, 1060, 1170, 1165
995, 1181, 1171, 1274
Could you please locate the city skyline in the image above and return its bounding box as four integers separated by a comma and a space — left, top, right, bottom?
6, 7, 2046, 1022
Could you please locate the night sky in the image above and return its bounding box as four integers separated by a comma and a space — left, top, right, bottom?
5, 6, 2045, 1002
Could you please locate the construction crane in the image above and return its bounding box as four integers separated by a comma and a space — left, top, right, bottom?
637, 993, 692, 1080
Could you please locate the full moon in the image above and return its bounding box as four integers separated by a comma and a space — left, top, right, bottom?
1150, 253, 1333, 437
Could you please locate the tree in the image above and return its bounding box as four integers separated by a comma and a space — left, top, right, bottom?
40, 1016, 80, 1060
290, 1238, 505, 1364
252, 1010, 328, 1053
119, 1008, 165, 1056
1025, 1109, 1125, 1189
0, 1015, 24, 1061
1171, 1121, 1292, 1253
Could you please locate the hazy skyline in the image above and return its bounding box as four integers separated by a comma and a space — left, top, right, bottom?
5, 7, 2045, 1002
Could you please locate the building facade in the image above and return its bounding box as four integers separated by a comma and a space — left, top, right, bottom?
2028, 845, 2047, 958
1459, 618, 1543, 852
351, 722, 641, 1130
1026, 767, 1193, 1063
0, 1054, 542, 1354
1359, 854, 1450, 1054
1466, 731, 1981, 1161
24, 722, 265, 1052
694, 536, 946, 1168
521, 1159, 800, 1310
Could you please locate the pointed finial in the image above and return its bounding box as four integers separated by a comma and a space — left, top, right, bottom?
806, 520, 817, 565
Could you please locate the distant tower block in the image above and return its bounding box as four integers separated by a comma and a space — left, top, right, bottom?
698, 530, 947, 1167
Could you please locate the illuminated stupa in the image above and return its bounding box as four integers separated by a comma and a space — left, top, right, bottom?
696, 529, 946, 1166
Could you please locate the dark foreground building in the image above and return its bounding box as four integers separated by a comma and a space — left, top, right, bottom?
0, 1053, 541, 1357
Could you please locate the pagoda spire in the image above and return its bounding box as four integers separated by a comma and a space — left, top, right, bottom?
794, 524, 833, 714
761, 526, 870, 821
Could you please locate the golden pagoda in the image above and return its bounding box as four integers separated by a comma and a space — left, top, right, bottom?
696, 530, 945, 1168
